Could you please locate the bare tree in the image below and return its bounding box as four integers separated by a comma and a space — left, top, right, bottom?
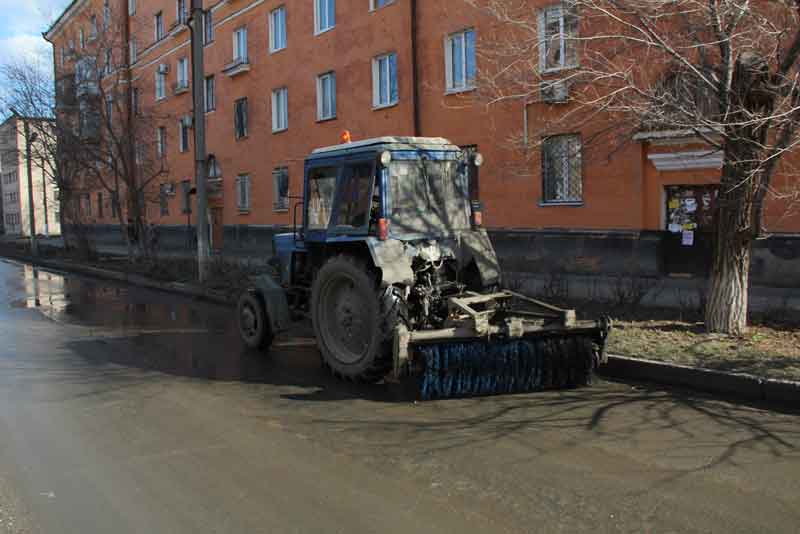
466, 0, 800, 334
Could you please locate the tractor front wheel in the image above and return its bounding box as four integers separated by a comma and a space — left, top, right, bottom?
311, 255, 395, 382
238, 292, 274, 350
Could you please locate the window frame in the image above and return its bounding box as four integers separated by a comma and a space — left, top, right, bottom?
372, 52, 398, 109
155, 11, 164, 41
156, 126, 167, 157
233, 26, 248, 62
314, 0, 335, 35
128, 0, 136, 16
540, 133, 583, 205
271, 87, 288, 133
444, 28, 476, 93
179, 118, 190, 153
272, 167, 289, 211
203, 10, 214, 45
204, 75, 215, 112
234, 97, 248, 139
177, 57, 189, 88
176, 0, 187, 25
269, 6, 287, 53
155, 66, 167, 100
538, 4, 579, 74
236, 174, 251, 211
316, 71, 336, 121
370, 0, 394, 10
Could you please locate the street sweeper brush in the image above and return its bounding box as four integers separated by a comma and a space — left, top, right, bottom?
392, 291, 611, 400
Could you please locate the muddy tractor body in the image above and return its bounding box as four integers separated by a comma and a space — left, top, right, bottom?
238, 137, 610, 399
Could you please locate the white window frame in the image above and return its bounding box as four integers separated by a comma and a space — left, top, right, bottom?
176, 0, 187, 24
128, 0, 136, 16
271, 87, 288, 132
177, 57, 189, 88
234, 97, 248, 139
372, 52, 398, 109
538, 4, 579, 73
155, 12, 164, 41
272, 167, 289, 211
236, 174, 251, 211
179, 118, 189, 152
204, 75, 215, 112
316, 71, 336, 121
156, 126, 166, 157
445, 29, 476, 93
314, 0, 335, 35
90, 15, 98, 39
103, 49, 113, 75
233, 26, 248, 62
370, 0, 394, 10
155, 66, 167, 100
103, 0, 110, 30
129, 39, 138, 63
269, 6, 287, 53
80, 28, 85, 48
203, 10, 214, 44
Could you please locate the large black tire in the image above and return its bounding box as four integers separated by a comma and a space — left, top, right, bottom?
311, 255, 405, 382
238, 292, 274, 351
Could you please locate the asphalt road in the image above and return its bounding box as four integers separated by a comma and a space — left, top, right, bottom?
0, 259, 798, 533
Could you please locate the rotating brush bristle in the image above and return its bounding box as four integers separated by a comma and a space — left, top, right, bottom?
417, 335, 598, 400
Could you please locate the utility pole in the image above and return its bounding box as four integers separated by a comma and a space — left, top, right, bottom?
41, 156, 49, 237
189, 0, 209, 281
22, 118, 38, 256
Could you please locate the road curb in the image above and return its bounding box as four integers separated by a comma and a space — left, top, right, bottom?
602, 354, 800, 406
0, 252, 233, 307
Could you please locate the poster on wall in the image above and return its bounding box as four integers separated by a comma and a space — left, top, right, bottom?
665, 185, 718, 234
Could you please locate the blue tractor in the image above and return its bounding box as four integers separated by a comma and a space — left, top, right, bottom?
237, 137, 610, 399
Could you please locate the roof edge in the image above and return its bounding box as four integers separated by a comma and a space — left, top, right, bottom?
44, 0, 87, 41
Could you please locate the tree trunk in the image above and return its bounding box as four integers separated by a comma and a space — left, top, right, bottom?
705, 233, 750, 334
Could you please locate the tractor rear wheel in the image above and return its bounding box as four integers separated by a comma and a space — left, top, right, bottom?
311, 255, 399, 382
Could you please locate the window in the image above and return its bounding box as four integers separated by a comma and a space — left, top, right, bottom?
160, 184, 170, 216
306, 166, 336, 229
155, 12, 164, 41
129, 0, 136, 16
97, 192, 104, 218
236, 174, 251, 211
204, 75, 215, 112
370, 0, 393, 9
233, 26, 248, 62
177, 0, 188, 25
129, 39, 138, 63
103, 0, 110, 30
131, 87, 140, 115
111, 191, 119, 217
179, 117, 190, 152
90, 15, 98, 39
177, 57, 189, 88
80, 28, 85, 48
156, 65, 167, 99
372, 53, 398, 108
269, 6, 286, 52
203, 11, 214, 44
60, 48, 65, 67
336, 162, 373, 228
104, 49, 113, 75
273, 167, 289, 211
84, 193, 92, 216
445, 29, 476, 92
314, 0, 335, 34
181, 180, 192, 213
234, 97, 248, 138
538, 4, 578, 72
316, 72, 336, 120
105, 95, 113, 122
157, 126, 166, 157
541, 134, 582, 203
272, 87, 288, 132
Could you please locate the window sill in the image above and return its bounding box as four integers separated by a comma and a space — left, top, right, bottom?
272, 207, 289, 213
237, 209, 251, 214
156, 95, 167, 102
370, 0, 396, 11
540, 64, 579, 75
269, 46, 286, 55
205, 108, 216, 114
538, 200, 584, 207
314, 26, 335, 37
316, 115, 337, 123
272, 127, 288, 134
372, 101, 399, 111
444, 86, 476, 96
235, 134, 249, 141
173, 85, 190, 95
223, 60, 250, 77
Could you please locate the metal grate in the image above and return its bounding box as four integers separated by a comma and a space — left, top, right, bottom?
541, 134, 582, 203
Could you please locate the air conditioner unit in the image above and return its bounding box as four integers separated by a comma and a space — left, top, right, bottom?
540, 79, 569, 104
158, 64, 170, 74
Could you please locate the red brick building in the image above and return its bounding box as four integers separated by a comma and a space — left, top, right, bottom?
44, 0, 800, 282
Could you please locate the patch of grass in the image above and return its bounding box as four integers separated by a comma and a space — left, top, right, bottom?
608, 319, 800, 381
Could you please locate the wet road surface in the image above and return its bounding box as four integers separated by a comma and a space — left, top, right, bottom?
0, 259, 799, 533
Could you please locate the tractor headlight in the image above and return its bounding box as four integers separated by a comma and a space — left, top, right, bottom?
473, 152, 485, 167
380, 151, 392, 166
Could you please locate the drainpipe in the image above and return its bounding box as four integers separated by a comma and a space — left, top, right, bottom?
410, 0, 420, 137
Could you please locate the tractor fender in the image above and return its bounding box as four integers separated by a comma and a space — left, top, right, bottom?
365, 238, 415, 286
459, 229, 502, 287
248, 274, 291, 335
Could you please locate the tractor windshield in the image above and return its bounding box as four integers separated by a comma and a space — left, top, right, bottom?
389, 153, 471, 236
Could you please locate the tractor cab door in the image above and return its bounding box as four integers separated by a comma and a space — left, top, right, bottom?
304, 159, 377, 242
